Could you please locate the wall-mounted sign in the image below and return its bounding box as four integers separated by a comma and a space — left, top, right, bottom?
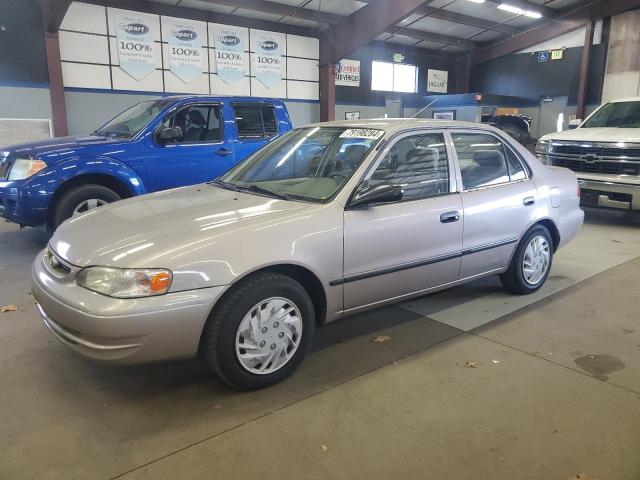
433, 110, 456, 121
214, 26, 246, 84
537, 51, 549, 62
551, 49, 564, 60
345, 111, 360, 120
427, 69, 448, 93
335, 59, 360, 87
166, 19, 204, 83
253, 31, 284, 88
392, 53, 405, 63
113, 10, 156, 80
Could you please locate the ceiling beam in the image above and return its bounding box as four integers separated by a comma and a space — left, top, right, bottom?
327, 0, 432, 62
389, 27, 478, 50
196, 0, 341, 24
471, 0, 640, 64
416, 7, 519, 35
82, 0, 317, 37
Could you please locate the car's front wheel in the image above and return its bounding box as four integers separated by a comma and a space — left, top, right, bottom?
500, 224, 553, 294
52, 184, 120, 229
201, 272, 315, 390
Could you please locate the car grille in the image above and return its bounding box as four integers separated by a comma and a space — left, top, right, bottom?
550, 142, 640, 176
550, 157, 640, 175
552, 145, 640, 158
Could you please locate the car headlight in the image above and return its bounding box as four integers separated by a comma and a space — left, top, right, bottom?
76, 267, 172, 298
8, 158, 48, 180
535, 140, 551, 155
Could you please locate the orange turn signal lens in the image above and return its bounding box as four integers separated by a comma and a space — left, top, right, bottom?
150, 272, 172, 293
28, 160, 48, 177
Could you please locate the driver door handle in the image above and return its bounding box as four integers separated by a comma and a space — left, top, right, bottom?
523, 196, 535, 206
215, 148, 232, 157
440, 211, 460, 223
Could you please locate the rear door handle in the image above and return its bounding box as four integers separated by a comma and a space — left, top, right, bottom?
215, 148, 233, 156
440, 211, 460, 223
523, 196, 536, 206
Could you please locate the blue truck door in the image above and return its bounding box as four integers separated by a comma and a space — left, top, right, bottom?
231, 103, 280, 162
145, 102, 236, 192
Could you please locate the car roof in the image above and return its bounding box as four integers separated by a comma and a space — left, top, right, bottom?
303, 118, 491, 134
157, 95, 286, 104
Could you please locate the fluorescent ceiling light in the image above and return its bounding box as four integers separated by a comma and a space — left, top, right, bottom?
523, 10, 542, 18
497, 3, 525, 14
465, 0, 485, 4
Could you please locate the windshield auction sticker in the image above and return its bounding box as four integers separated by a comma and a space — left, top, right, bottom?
340, 129, 385, 139
252, 30, 284, 88
214, 26, 246, 85
113, 10, 156, 80
166, 18, 204, 84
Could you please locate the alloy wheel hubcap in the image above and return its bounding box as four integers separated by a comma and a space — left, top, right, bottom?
235, 297, 303, 375
522, 235, 550, 285
72, 198, 107, 216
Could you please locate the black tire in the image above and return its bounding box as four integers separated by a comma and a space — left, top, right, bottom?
52, 184, 120, 229
500, 224, 554, 295
201, 272, 316, 390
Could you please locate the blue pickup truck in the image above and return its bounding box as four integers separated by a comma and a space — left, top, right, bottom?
0, 96, 292, 229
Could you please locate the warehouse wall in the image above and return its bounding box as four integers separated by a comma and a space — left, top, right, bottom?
0, 0, 52, 124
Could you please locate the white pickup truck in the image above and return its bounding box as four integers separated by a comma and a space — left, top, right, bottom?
536, 97, 640, 211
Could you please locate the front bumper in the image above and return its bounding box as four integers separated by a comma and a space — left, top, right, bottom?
576, 177, 640, 211
32, 248, 227, 364
0, 179, 49, 226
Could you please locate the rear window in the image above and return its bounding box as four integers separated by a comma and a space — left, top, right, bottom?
233, 105, 278, 140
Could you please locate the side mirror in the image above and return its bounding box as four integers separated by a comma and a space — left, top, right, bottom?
568, 118, 582, 129
157, 126, 183, 143
350, 183, 403, 208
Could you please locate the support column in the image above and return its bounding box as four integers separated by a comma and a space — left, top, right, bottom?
44, 31, 69, 137
319, 32, 336, 122
455, 54, 470, 93
576, 21, 594, 120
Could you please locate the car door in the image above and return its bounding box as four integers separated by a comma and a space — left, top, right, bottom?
145, 103, 235, 192
448, 129, 538, 279
232, 103, 280, 161
342, 130, 464, 311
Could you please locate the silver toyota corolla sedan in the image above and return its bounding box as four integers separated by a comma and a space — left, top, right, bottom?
32, 119, 584, 389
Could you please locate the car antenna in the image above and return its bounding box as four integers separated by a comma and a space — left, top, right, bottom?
411, 98, 439, 118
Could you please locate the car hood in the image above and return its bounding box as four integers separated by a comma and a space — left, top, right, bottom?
4, 135, 130, 166
50, 184, 312, 268
540, 127, 640, 143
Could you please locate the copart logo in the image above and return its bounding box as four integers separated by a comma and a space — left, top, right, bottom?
122, 23, 149, 35
174, 29, 197, 41
220, 35, 240, 46
260, 40, 278, 51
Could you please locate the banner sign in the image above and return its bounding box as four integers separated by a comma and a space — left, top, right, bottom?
253, 31, 284, 88
335, 59, 360, 87
427, 69, 448, 93
166, 19, 204, 84
113, 11, 156, 80
214, 26, 245, 84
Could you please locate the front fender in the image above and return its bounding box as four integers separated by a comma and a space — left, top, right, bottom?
22, 155, 147, 204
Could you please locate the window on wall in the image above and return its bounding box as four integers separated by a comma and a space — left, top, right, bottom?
371, 61, 418, 93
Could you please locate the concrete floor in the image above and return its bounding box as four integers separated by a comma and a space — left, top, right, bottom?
0, 210, 639, 480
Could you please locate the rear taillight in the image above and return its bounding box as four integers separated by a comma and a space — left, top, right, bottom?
577, 184, 581, 197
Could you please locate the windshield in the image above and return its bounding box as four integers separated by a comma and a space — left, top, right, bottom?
581, 101, 640, 128
95, 99, 175, 138
219, 126, 385, 202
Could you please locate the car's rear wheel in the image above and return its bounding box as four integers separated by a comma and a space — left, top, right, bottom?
500, 224, 553, 294
52, 184, 120, 229
201, 272, 315, 390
